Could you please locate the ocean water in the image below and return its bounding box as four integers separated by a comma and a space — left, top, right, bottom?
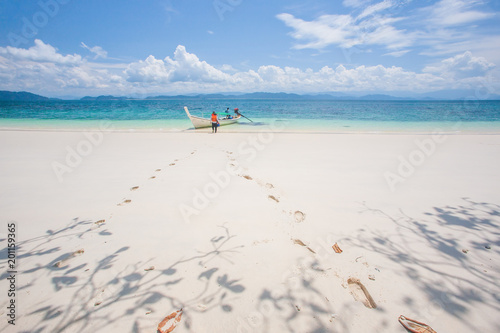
1, 99, 500, 133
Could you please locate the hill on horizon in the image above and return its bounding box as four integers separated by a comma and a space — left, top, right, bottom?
0, 90, 58, 101
1, 90, 500, 101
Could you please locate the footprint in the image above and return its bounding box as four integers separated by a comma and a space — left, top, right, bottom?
130, 186, 139, 191
268, 195, 279, 203
242, 175, 252, 180
265, 183, 274, 189
150, 176, 156, 179
92, 287, 115, 308
293, 239, 306, 246
294, 211, 305, 223
293, 239, 316, 253
169, 163, 175, 166
118, 199, 131, 206
94, 219, 105, 225
156, 169, 162, 172
347, 278, 377, 309
53, 249, 84, 268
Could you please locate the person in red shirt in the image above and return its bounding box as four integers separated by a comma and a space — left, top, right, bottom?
211, 112, 219, 133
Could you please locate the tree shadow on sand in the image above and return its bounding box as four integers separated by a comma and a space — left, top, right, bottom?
340, 198, 500, 331
258, 261, 332, 333
252, 257, 392, 333
0, 219, 245, 333
246, 198, 500, 333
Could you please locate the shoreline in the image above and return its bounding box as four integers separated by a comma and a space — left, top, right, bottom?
1, 119, 500, 135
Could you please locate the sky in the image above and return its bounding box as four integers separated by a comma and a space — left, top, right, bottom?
0, 0, 499, 98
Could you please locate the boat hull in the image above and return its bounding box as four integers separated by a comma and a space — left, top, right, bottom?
184, 107, 241, 129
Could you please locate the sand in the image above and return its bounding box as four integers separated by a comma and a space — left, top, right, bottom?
0, 128, 499, 332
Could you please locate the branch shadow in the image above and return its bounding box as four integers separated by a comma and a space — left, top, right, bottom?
340, 198, 500, 331
255, 258, 340, 333
0, 219, 246, 332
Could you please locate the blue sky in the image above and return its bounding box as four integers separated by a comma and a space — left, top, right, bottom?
0, 0, 499, 97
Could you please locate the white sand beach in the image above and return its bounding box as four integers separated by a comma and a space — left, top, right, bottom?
1, 128, 500, 332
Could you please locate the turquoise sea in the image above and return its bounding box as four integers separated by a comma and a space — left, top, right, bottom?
1, 99, 500, 133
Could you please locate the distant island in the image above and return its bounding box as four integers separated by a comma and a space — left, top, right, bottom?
77, 91, 500, 101
80, 92, 406, 101
1, 90, 499, 101
80, 95, 128, 101
0, 90, 60, 101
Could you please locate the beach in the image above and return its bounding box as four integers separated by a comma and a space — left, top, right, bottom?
1, 128, 500, 332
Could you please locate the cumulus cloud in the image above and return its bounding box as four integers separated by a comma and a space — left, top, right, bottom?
124, 45, 229, 84
125, 55, 172, 83
423, 51, 495, 79
0, 40, 121, 93
0, 39, 82, 65
0, 40, 497, 95
166, 45, 229, 82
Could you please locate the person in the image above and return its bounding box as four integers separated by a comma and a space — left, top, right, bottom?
225, 107, 232, 119
211, 112, 219, 133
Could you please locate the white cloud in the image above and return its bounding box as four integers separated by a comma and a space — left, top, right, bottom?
81, 42, 108, 59
343, 0, 372, 8
125, 45, 230, 84
384, 50, 410, 57
422, 0, 494, 27
276, 6, 413, 51
125, 55, 173, 83
166, 45, 230, 83
278, 0, 499, 60
0, 40, 121, 94
357, 0, 394, 20
0, 39, 82, 65
423, 51, 495, 79
414, 0, 499, 59
219, 64, 237, 72
0, 41, 498, 95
